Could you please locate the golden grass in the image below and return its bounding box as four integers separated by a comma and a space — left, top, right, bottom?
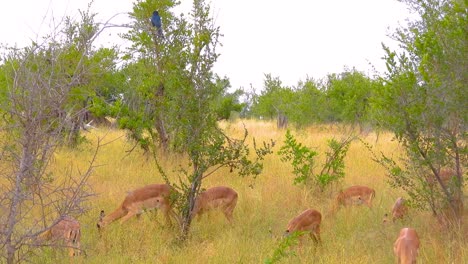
27, 120, 467, 263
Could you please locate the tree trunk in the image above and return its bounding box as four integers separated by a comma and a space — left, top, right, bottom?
277, 112, 288, 129
5, 144, 33, 264
152, 34, 169, 151
180, 165, 202, 240
155, 112, 169, 150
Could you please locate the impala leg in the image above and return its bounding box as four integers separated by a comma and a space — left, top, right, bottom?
224, 203, 236, 224
66, 238, 76, 257
297, 235, 305, 250
119, 211, 137, 224
314, 226, 321, 244
72, 230, 81, 256
308, 232, 317, 244
367, 195, 374, 208
196, 211, 203, 222
152, 209, 158, 220
75, 241, 81, 256
68, 247, 74, 257
224, 210, 234, 224
162, 208, 173, 227
169, 209, 181, 227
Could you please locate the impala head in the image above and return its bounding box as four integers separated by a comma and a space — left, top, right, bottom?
383, 213, 389, 224
268, 227, 278, 239
97, 210, 105, 229
155, 197, 164, 207
357, 196, 364, 204
283, 229, 302, 238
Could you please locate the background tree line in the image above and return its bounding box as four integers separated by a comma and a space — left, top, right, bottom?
244, 69, 377, 130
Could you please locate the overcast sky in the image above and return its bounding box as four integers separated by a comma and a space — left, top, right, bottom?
0, 0, 412, 91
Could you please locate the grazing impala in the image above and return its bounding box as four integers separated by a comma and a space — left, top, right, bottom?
333, 185, 376, 212
394, 228, 420, 264
97, 183, 179, 229
427, 168, 454, 185
284, 209, 322, 245
437, 196, 464, 229
38, 216, 81, 257
191, 186, 238, 223
392, 197, 409, 221
383, 197, 409, 224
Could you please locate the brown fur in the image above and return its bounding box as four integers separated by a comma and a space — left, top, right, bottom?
392, 197, 409, 222
427, 169, 455, 187
97, 184, 179, 229
333, 185, 376, 212
426, 169, 463, 228
393, 228, 420, 264
191, 186, 238, 223
437, 196, 464, 229
285, 209, 322, 245
38, 216, 81, 257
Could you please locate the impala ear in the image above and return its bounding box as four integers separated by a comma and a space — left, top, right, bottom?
382, 213, 389, 223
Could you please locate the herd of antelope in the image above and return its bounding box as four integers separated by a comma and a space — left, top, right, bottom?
284, 185, 420, 263
39, 182, 424, 263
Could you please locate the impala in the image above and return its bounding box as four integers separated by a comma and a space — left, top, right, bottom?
97, 183, 179, 229
426, 168, 458, 193
191, 186, 238, 223
284, 209, 322, 245
37, 215, 81, 257
437, 196, 463, 229
333, 185, 375, 212
383, 197, 409, 224
427, 168, 455, 187
392, 197, 408, 221
394, 227, 420, 264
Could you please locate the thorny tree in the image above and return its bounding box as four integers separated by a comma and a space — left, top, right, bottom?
373, 0, 466, 227
0, 7, 108, 263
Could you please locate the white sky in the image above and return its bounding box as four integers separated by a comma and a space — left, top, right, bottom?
0, 0, 412, 91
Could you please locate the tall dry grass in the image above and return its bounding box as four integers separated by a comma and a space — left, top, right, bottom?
29, 120, 466, 263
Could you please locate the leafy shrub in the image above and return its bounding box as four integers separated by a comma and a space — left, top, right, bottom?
278, 130, 352, 191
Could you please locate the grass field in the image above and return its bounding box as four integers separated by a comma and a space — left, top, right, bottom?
33, 120, 467, 263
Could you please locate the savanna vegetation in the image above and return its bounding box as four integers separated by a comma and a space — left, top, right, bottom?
0, 0, 466, 263
28, 121, 468, 263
